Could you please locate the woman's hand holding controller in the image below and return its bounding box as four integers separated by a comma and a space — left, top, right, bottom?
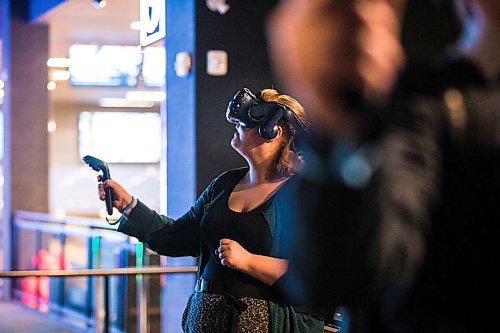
97, 176, 137, 216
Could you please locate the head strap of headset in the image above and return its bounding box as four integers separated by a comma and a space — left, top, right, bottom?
226, 87, 308, 141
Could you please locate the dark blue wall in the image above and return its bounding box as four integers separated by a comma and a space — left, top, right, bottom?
163, 2, 279, 331
194, 1, 278, 194
164, 1, 196, 332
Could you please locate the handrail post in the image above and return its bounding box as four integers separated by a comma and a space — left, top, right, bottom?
136, 243, 148, 333
104, 275, 109, 333
92, 236, 103, 333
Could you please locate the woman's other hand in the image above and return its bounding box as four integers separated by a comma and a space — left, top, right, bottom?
216, 238, 252, 272
216, 238, 289, 285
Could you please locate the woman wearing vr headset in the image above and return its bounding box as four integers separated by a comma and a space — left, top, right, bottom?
97, 88, 325, 332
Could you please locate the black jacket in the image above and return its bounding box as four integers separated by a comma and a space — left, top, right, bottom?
118, 167, 325, 332
283, 56, 500, 333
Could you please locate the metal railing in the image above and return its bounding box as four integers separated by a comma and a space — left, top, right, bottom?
4, 211, 341, 333
6, 210, 198, 333
0, 266, 198, 333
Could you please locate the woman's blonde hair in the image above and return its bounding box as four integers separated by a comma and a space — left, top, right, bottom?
258, 88, 309, 177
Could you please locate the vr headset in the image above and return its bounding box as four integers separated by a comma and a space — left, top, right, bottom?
226, 88, 307, 140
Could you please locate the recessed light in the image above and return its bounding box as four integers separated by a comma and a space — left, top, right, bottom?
47, 58, 70, 68
126, 91, 166, 102
47, 81, 57, 91
130, 21, 141, 30
98, 98, 154, 108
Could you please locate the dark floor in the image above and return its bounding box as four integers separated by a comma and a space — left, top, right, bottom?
0, 302, 78, 333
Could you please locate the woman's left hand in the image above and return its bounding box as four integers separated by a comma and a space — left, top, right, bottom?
216, 238, 253, 272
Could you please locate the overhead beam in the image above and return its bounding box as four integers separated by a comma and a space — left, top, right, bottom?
29, 0, 66, 22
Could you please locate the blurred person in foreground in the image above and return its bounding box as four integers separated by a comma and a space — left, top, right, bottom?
98, 88, 326, 332
266, 0, 499, 332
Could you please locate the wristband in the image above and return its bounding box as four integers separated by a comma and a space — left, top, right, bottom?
120, 196, 136, 216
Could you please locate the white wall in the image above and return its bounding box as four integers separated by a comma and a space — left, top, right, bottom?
49, 103, 161, 218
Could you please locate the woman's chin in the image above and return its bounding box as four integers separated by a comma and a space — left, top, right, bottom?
230, 138, 238, 149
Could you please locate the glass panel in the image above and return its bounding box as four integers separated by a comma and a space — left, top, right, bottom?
15, 228, 39, 308
40, 235, 65, 313
63, 236, 89, 313
101, 237, 127, 331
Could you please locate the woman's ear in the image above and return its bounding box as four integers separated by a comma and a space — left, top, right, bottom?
272, 125, 284, 141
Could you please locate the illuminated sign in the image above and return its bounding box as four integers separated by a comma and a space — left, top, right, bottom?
140, 0, 166, 46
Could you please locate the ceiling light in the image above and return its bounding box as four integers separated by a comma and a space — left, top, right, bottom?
126, 91, 166, 102
47, 81, 57, 91
130, 21, 141, 30
98, 98, 154, 108
47, 119, 57, 133
47, 58, 70, 68
51, 70, 71, 81
92, 0, 107, 9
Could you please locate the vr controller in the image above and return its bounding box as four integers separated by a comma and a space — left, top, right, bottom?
82, 155, 114, 215
226, 88, 307, 140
